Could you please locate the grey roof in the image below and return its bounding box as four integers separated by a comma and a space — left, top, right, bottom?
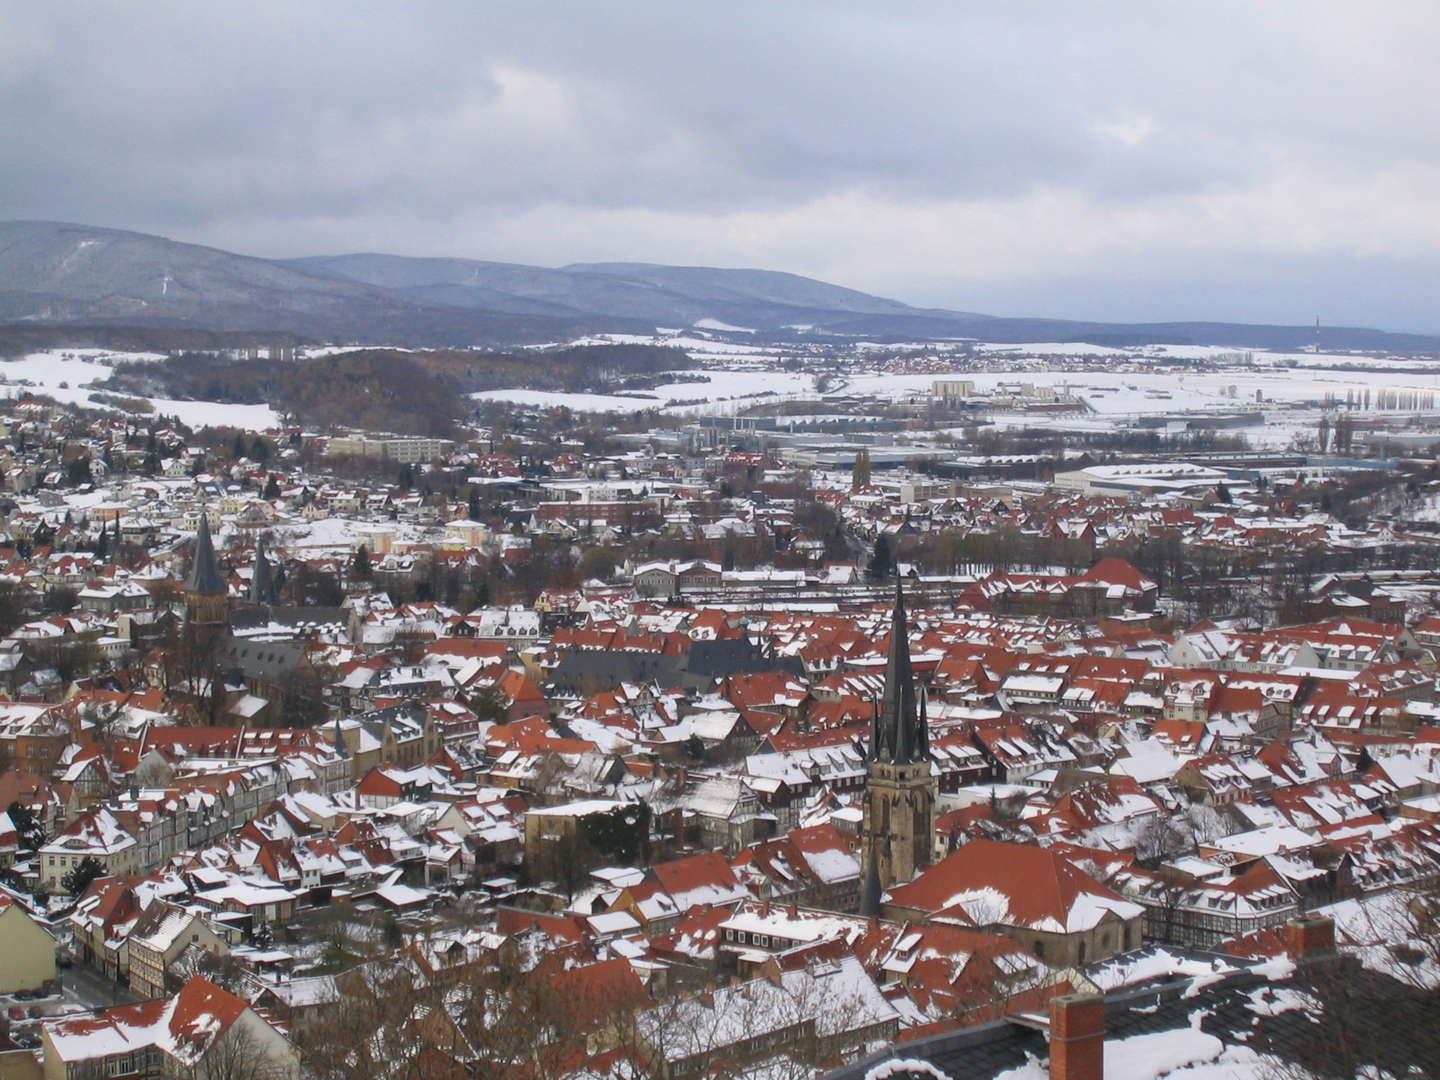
217, 638, 303, 682
684, 638, 803, 682
185, 513, 226, 595
229, 606, 348, 633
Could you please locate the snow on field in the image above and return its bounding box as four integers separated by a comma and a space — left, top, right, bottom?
472, 370, 814, 416
841, 367, 1440, 409
693, 318, 756, 333
974, 341, 1135, 357
146, 398, 281, 429
303, 345, 415, 357
472, 388, 662, 413
261, 516, 441, 554
563, 330, 777, 357
0, 350, 280, 429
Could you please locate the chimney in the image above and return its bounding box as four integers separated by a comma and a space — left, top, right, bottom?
1049, 992, 1104, 1080
1284, 915, 1335, 962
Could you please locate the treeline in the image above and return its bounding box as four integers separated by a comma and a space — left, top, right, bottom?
439, 343, 691, 393
100, 352, 289, 405
100, 343, 691, 435
274, 352, 459, 437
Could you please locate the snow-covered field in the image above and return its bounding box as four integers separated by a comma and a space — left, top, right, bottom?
840, 367, 1440, 409
10, 338, 1440, 448
839, 367, 1440, 448
0, 351, 281, 429
471, 370, 816, 416
259, 517, 442, 555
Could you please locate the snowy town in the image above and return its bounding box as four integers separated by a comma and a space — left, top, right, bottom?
0, 339, 1432, 1080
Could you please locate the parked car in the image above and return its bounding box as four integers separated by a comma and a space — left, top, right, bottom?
6, 1006, 25, 1021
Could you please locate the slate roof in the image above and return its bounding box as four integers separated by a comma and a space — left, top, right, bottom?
217, 638, 304, 682
185, 513, 226, 596
228, 606, 348, 633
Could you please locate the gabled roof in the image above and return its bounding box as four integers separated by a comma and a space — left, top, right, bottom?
885, 838, 1143, 933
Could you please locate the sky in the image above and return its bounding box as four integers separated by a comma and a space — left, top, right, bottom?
3, 1, 1440, 331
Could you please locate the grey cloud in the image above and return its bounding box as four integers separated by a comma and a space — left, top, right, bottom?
2, 0, 1439, 327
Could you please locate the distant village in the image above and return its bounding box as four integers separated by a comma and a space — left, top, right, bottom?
0, 370, 1437, 1080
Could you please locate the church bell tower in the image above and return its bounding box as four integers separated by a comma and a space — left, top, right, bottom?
860, 582, 935, 915
184, 511, 229, 653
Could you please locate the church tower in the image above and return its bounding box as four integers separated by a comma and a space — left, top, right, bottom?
249, 535, 276, 607
861, 582, 935, 915
184, 511, 229, 652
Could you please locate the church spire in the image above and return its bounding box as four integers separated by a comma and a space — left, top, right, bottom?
250, 535, 274, 606
860, 581, 936, 910
186, 511, 225, 596
868, 582, 928, 765
861, 833, 883, 917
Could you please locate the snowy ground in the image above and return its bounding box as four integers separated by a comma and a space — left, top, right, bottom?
472, 354, 1440, 451
842, 366, 1440, 450
0, 350, 282, 430
471, 369, 816, 417
258, 517, 443, 555
11, 339, 1440, 447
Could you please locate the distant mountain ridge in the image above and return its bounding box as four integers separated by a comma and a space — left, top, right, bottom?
0, 220, 1435, 351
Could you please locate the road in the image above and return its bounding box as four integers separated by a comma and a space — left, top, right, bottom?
58, 962, 143, 1010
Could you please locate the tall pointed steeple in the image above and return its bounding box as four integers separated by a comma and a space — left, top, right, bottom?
868, 582, 928, 765
860, 581, 935, 915
250, 535, 274, 606
186, 512, 225, 596
861, 834, 883, 917
184, 510, 230, 649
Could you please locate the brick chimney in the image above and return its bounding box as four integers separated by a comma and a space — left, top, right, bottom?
1284, 915, 1335, 962
1049, 992, 1104, 1080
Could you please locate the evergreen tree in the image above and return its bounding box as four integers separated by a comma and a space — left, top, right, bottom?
61, 855, 105, 896
263, 474, 281, 499
352, 544, 372, 581
851, 448, 872, 491
867, 533, 894, 582
6, 801, 45, 850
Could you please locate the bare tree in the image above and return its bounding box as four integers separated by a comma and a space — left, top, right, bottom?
174, 1018, 300, 1080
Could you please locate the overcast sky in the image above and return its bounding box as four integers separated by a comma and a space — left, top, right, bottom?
4, 1, 1440, 330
